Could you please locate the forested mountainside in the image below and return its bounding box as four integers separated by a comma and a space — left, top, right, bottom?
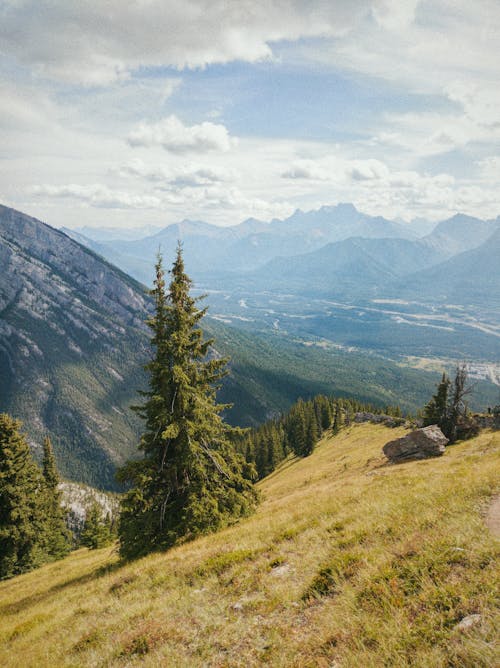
0, 204, 150, 488
1, 205, 498, 489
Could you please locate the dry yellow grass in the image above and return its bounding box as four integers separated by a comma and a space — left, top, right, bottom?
0, 424, 498, 667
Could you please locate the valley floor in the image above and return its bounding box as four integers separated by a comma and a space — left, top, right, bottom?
0, 424, 498, 667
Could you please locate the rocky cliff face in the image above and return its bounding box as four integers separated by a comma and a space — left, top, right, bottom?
0, 205, 151, 489
0, 205, 149, 332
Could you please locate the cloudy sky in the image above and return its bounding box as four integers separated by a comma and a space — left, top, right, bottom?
1, 0, 499, 229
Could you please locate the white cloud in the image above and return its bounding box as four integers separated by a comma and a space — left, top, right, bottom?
30, 184, 162, 209
279, 152, 484, 221
282, 160, 333, 181
3, 1, 500, 228
187, 185, 294, 220
282, 157, 390, 183
304, 1, 500, 95
371, 105, 500, 158
116, 159, 237, 187
476, 156, 500, 182
6, 0, 496, 100
28, 179, 294, 222
0, 1, 376, 85
372, 0, 419, 30
349, 160, 390, 181
445, 82, 500, 129
127, 116, 235, 154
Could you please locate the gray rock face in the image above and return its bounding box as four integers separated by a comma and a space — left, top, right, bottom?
383, 425, 448, 462
474, 414, 499, 430
0, 205, 150, 331
60, 481, 119, 538
354, 412, 406, 428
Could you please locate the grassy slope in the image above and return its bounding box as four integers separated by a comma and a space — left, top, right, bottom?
0, 424, 498, 667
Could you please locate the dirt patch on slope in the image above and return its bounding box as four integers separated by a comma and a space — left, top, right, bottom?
485, 495, 500, 538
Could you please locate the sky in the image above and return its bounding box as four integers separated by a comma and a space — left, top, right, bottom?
1, 0, 499, 229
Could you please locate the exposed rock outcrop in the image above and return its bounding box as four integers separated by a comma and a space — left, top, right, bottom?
473, 414, 500, 430
383, 425, 448, 462
60, 482, 119, 539
354, 412, 406, 428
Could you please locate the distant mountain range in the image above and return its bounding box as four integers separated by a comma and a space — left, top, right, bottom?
62, 203, 425, 283
396, 224, 500, 308
4, 204, 484, 490
249, 213, 500, 307
62, 206, 500, 316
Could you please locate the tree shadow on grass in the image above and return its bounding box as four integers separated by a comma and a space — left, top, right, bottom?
0, 559, 124, 617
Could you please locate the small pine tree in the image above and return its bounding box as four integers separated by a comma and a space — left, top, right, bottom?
41, 436, 71, 559
81, 502, 113, 550
447, 364, 477, 443
422, 365, 477, 442
118, 248, 258, 559
286, 400, 307, 456
316, 395, 333, 430
303, 403, 319, 456
423, 373, 450, 429
344, 401, 355, 426
0, 414, 46, 579
265, 425, 284, 475
332, 401, 344, 435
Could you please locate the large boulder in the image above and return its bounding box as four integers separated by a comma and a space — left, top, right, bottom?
383, 425, 448, 462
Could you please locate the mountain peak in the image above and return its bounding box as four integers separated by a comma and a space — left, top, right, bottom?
334, 202, 358, 214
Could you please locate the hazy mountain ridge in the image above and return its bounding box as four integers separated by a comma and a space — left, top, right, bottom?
225, 212, 500, 314
420, 213, 499, 258
396, 224, 500, 307
63, 203, 426, 283
248, 236, 445, 297
62, 205, 500, 313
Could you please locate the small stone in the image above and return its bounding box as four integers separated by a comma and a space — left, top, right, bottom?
454, 614, 481, 631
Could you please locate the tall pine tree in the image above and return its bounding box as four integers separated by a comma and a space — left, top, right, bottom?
0, 414, 46, 579
41, 436, 71, 559
118, 247, 258, 559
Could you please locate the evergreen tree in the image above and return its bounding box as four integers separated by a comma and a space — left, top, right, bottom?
315, 395, 333, 430
265, 424, 284, 476
303, 403, 319, 456
118, 248, 258, 559
81, 501, 113, 549
447, 364, 477, 443
0, 414, 46, 579
332, 402, 343, 435
344, 400, 355, 426
422, 365, 477, 442
423, 373, 450, 429
41, 436, 71, 559
286, 400, 307, 456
